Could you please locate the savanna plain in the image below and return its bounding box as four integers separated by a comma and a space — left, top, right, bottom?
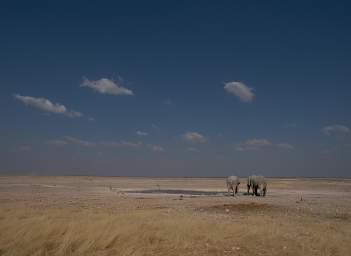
0, 176, 350, 256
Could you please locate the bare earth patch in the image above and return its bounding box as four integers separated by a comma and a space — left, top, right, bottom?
210, 202, 269, 211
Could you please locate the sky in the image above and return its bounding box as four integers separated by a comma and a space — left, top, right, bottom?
1, 0, 350, 177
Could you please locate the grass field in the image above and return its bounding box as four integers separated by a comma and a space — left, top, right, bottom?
0, 176, 350, 255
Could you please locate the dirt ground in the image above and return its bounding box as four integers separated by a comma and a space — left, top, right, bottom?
0, 176, 350, 256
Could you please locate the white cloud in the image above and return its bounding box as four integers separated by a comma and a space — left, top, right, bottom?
100, 141, 142, 149
276, 143, 294, 150
182, 132, 207, 143
63, 136, 96, 147
14, 94, 82, 118
81, 77, 134, 96
65, 110, 83, 118
104, 141, 163, 151
322, 125, 350, 136
49, 137, 161, 151
136, 130, 148, 136
224, 81, 255, 102
236, 138, 271, 151
48, 137, 144, 149
47, 140, 68, 146
120, 141, 142, 148
237, 138, 294, 151
148, 144, 164, 152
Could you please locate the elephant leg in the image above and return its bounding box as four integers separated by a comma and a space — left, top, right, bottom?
247, 185, 250, 195
252, 186, 256, 196
235, 186, 238, 195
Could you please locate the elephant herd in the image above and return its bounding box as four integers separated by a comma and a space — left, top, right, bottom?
226, 175, 267, 197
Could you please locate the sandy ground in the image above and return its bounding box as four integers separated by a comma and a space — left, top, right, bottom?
0, 176, 351, 255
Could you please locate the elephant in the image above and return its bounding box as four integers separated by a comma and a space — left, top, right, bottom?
226, 176, 240, 196
247, 175, 267, 196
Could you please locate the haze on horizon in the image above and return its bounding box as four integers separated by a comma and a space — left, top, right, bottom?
1, 1, 350, 177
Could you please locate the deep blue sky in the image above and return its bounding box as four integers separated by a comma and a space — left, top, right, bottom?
1, 0, 350, 176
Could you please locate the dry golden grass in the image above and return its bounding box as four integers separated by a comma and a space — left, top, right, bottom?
0, 204, 350, 256
1, 176, 351, 256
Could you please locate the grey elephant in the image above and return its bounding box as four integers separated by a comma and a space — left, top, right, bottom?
226, 176, 240, 196
247, 175, 267, 196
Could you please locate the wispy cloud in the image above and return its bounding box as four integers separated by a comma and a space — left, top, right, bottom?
276, 143, 294, 150
236, 138, 271, 151
47, 140, 68, 146
14, 94, 82, 118
47, 137, 95, 147
136, 130, 148, 136
81, 77, 134, 96
224, 81, 255, 102
120, 141, 142, 148
48, 137, 144, 149
63, 136, 96, 147
182, 132, 207, 143
148, 144, 164, 152
104, 141, 163, 152
237, 138, 294, 151
322, 124, 350, 136
100, 141, 142, 148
